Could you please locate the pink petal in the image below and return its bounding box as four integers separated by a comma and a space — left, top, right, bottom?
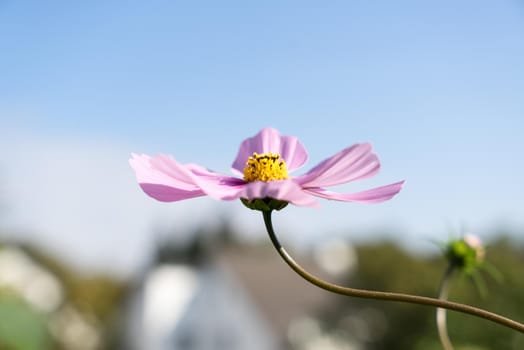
187, 164, 247, 200
304, 181, 405, 203
231, 127, 308, 175
296, 143, 380, 188
130, 153, 244, 202
130, 154, 199, 191
189, 166, 318, 206
240, 180, 318, 207
130, 154, 205, 201
138, 184, 205, 202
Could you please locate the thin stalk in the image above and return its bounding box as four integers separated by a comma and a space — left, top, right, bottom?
436, 264, 455, 350
262, 210, 524, 333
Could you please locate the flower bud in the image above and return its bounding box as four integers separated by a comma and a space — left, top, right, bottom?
445, 233, 484, 274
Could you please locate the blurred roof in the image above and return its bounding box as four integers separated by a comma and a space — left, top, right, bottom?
219, 245, 344, 343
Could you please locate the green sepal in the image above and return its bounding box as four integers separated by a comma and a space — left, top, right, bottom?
240, 198, 289, 212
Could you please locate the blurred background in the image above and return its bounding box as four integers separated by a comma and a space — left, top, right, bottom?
1, 0, 523, 349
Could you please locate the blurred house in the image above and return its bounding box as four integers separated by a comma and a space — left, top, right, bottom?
123, 235, 359, 350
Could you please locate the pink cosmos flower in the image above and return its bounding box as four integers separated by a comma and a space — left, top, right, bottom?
130, 127, 404, 208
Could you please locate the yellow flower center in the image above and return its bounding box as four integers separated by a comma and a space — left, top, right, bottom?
243, 152, 289, 182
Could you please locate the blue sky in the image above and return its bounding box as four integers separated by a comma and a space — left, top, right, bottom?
1, 1, 523, 275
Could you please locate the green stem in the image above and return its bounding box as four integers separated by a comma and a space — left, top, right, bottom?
436, 264, 455, 350
262, 210, 524, 333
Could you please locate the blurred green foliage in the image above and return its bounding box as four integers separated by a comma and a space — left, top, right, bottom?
0, 243, 128, 350
23, 245, 128, 323
0, 294, 49, 350
324, 237, 524, 350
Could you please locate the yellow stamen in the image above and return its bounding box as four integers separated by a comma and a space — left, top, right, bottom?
243, 152, 289, 182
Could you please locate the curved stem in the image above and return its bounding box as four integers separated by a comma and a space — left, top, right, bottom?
262, 210, 524, 333
436, 264, 455, 350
